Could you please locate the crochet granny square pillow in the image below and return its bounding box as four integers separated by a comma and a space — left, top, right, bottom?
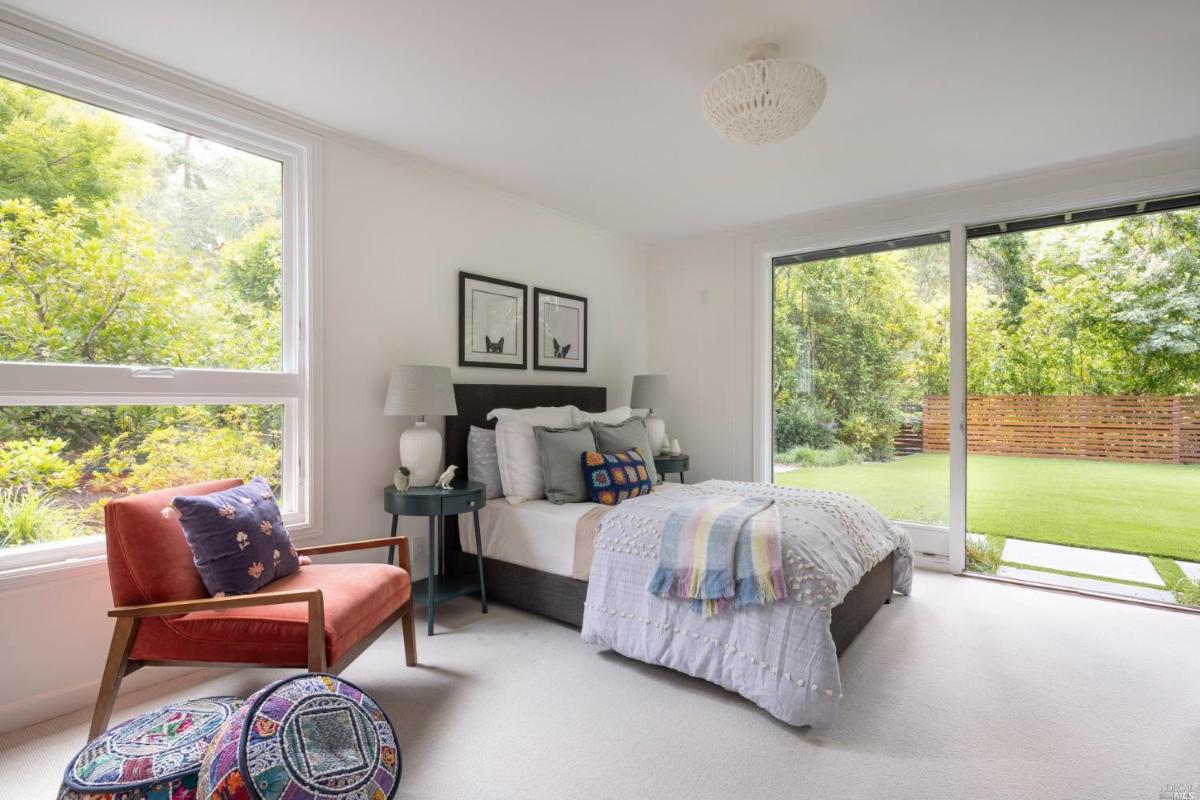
581, 448, 653, 506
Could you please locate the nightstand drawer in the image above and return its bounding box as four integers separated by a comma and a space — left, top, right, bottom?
440, 491, 485, 516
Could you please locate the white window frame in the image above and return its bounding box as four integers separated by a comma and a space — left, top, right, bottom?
752, 170, 1200, 575
0, 16, 323, 580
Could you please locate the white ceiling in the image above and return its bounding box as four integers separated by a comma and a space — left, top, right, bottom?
6, 0, 1200, 240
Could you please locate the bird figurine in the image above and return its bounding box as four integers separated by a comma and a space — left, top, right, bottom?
435, 464, 458, 490
393, 466, 411, 492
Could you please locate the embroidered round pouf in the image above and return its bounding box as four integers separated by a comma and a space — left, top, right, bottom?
198, 674, 400, 800
59, 697, 244, 800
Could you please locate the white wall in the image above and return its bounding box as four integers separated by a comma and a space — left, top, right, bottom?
320, 137, 649, 567
0, 136, 648, 735
647, 143, 1200, 485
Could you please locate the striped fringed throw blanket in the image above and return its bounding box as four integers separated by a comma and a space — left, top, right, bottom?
647, 496, 787, 617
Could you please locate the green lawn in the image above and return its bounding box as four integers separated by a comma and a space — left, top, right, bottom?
774, 453, 1200, 562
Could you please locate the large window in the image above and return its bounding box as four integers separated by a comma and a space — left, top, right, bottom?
0, 36, 317, 571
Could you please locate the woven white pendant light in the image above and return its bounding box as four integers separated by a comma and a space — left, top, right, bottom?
703, 43, 826, 145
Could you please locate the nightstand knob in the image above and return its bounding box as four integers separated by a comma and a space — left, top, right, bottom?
467, 500, 475, 507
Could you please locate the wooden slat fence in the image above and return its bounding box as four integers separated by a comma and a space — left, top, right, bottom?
922, 395, 1200, 464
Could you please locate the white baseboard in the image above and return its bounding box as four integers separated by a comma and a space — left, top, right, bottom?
0, 665, 220, 736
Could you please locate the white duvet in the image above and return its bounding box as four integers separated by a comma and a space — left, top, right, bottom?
581, 479, 913, 729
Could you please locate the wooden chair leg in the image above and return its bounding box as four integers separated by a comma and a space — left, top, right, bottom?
401, 599, 417, 666
89, 617, 140, 740
395, 539, 417, 666
307, 591, 328, 672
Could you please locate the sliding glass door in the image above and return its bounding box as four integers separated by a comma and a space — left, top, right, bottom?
963, 202, 1200, 606
768, 194, 1200, 608
771, 235, 951, 539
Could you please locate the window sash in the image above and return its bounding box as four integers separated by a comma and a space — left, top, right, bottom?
0, 16, 320, 576
0, 363, 302, 401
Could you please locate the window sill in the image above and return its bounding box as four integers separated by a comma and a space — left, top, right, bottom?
0, 526, 325, 592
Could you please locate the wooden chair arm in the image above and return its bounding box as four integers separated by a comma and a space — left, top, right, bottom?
109, 589, 323, 619
297, 536, 408, 558
109, 588, 330, 671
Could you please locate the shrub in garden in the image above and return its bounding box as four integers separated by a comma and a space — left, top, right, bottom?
774, 397, 838, 453
88, 426, 280, 496
0, 438, 82, 493
0, 489, 90, 548
966, 534, 1003, 575
836, 412, 900, 461
776, 443, 863, 468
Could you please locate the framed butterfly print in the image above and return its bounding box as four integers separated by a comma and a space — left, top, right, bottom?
533, 287, 587, 372
459, 271, 527, 369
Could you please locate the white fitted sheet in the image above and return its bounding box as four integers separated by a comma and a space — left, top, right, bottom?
459, 498, 598, 578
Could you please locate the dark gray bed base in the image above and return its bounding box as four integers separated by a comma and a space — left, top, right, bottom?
448, 549, 894, 655
442, 383, 894, 655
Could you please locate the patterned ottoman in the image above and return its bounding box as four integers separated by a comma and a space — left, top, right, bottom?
59, 697, 244, 800
198, 674, 400, 800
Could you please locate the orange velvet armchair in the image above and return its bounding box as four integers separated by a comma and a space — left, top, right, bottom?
89, 479, 416, 739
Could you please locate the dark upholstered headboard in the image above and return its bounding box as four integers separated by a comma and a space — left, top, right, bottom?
444, 384, 607, 472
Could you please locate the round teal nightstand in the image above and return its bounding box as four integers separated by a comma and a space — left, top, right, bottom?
384, 479, 487, 635
654, 453, 690, 484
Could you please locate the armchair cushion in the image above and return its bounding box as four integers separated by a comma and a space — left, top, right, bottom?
105, 479, 243, 607
129, 563, 411, 667
172, 477, 300, 596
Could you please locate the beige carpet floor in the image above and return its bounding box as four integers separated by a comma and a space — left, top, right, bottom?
2, 571, 1197, 800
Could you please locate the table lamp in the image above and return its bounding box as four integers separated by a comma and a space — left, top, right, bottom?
631, 374, 669, 456
384, 365, 458, 486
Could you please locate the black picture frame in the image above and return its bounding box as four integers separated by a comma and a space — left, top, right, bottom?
533, 287, 588, 372
459, 271, 528, 370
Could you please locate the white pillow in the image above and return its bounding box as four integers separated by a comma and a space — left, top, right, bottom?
573, 406, 633, 426
486, 406, 578, 504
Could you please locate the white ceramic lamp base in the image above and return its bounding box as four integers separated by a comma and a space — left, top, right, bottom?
644, 413, 667, 456
400, 421, 444, 486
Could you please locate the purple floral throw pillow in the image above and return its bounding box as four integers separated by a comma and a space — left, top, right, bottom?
172, 477, 300, 596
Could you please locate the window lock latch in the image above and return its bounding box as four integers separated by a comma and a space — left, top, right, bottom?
130, 366, 177, 379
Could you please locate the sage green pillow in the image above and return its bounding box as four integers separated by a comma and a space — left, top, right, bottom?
591, 416, 657, 486
533, 425, 598, 504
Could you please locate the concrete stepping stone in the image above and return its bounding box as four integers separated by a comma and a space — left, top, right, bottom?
1001, 539, 1164, 586
1176, 561, 1200, 583
996, 566, 1176, 603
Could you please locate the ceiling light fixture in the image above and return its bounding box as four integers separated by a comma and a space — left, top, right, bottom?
702, 43, 826, 145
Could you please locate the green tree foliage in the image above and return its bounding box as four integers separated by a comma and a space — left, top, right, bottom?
1093, 211, 1200, 393
969, 235, 1037, 327
773, 210, 1200, 460
775, 250, 934, 455
223, 219, 282, 311
0, 198, 199, 365
963, 211, 1200, 396
0, 79, 150, 209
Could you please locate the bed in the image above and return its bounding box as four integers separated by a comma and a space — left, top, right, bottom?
441, 383, 911, 728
